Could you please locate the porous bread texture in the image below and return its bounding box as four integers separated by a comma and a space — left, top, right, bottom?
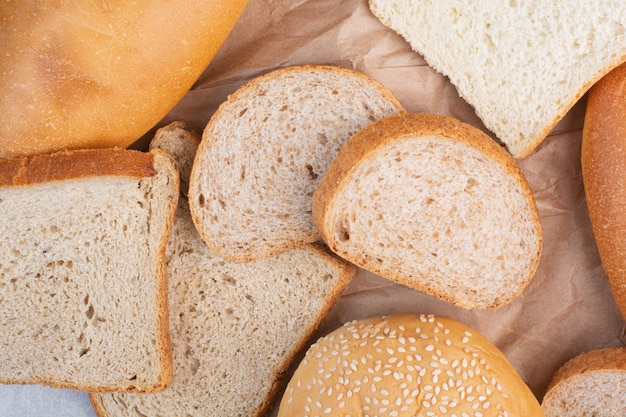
0, 149, 179, 392
541, 347, 626, 417
149, 121, 200, 196
368, 0, 626, 158
188, 64, 404, 263
278, 313, 545, 416
90, 198, 355, 417
313, 113, 542, 309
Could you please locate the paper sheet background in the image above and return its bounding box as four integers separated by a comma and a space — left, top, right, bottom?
2, 0, 624, 415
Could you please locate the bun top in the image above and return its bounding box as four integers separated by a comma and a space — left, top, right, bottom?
278, 313, 544, 417
0, 0, 248, 158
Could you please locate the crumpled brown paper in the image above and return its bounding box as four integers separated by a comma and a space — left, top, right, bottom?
143, 0, 626, 413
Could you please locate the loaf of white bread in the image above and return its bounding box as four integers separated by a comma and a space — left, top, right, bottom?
368, 0, 626, 158
188, 64, 404, 263
278, 313, 545, 416
581, 62, 626, 321
0, 148, 179, 392
541, 347, 626, 416
313, 113, 542, 309
89, 123, 356, 416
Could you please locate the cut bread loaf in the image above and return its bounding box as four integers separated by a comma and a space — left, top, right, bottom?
89, 124, 356, 417
149, 121, 201, 197
0, 0, 248, 158
313, 113, 542, 309
581, 62, 626, 321
368, 0, 626, 158
278, 313, 545, 416
0, 148, 179, 392
90, 199, 355, 417
541, 347, 626, 417
188, 64, 404, 263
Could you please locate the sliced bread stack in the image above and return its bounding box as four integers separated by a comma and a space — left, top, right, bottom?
89, 123, 356, 417
368, 0, 626, 158
188, 65, 404, 262
313, 113, 542, 309
0, 148, 179, 392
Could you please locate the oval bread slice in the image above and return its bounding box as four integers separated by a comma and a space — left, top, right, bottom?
188, 65, 404, 263
313, 113, 542, 309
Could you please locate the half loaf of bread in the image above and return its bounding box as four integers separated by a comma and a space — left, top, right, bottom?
0, 148, 179, 392
90, 124, 355, 417
313, 113, 542, 309
368, 0, 626, 158
278, 313, 545, 416
541, 347, 626, 417
188, 64, 404, 263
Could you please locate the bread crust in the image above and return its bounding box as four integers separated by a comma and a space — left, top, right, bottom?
0, 0, 248, 158
582, 62, 626, 320
313, 113, 542, 308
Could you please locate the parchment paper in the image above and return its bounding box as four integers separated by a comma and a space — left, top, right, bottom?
1, 0, 624, 415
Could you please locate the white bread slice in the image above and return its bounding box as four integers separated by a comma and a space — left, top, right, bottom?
188, 64, 404, 263
313, 113, 542, 309
368, 0, 626, 158
90, 198, 355, 417
0, 148, 179, 392
541, 347, 626, 417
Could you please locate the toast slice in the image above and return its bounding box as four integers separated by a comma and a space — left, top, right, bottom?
368, 0, 626, 158
313, 113, 542, 309
188, 64, 404, 263
0, 148, 179, 392
541, 347, 626, 416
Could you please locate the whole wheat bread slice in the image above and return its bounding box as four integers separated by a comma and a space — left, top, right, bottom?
368, 0, 626, 158
541, 347, 626, 417
0, 148, 179, 392
89, 125, 355, 417
188, 64, 404, 263
313, 113, 542, 309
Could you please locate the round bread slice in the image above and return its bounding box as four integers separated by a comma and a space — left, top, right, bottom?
188, 65, 404, 263
313, 113, 542, 309
278, 313, 545, 416
541, 347, 626, 417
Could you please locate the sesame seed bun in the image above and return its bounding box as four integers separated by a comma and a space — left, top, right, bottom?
278, 313, 544, 417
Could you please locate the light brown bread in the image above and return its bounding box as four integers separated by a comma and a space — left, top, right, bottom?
313, 113, 542, 309
90, 198, 355, 417
368, 0, 626, 158
188, 64, 404, 263
0, 148, 179, 392
541, 347, 626, 417
278, 313, 545, 416
0, 0, 248, 158
581, 62, 626, 321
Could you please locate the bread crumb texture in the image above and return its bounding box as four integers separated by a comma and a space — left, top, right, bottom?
278, 313, 544, 417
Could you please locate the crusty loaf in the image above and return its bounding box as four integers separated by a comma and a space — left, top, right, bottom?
0, 0, 248, 158
188, 64, 404, 263
541, 347, 626, 417
0, 148, 179, 392
368, 0, 626, 158
581, 62, 626, 321
278, 313, 545, 416
90, 198, 355, 417
149, 121, 201, 196
313, 113, 542, 309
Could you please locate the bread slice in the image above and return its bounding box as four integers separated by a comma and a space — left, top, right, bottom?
0, 148, 179, 392
313, 113, 542, 309
188, 64, 404, 263
368, 0, 626, 158
541, 347, 626, 416
89, 198, 355, 417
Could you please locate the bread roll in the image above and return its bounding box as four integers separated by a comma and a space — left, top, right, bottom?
0, 0, 248, 158
581, 62, 626, 320
278, 313, 545, 416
